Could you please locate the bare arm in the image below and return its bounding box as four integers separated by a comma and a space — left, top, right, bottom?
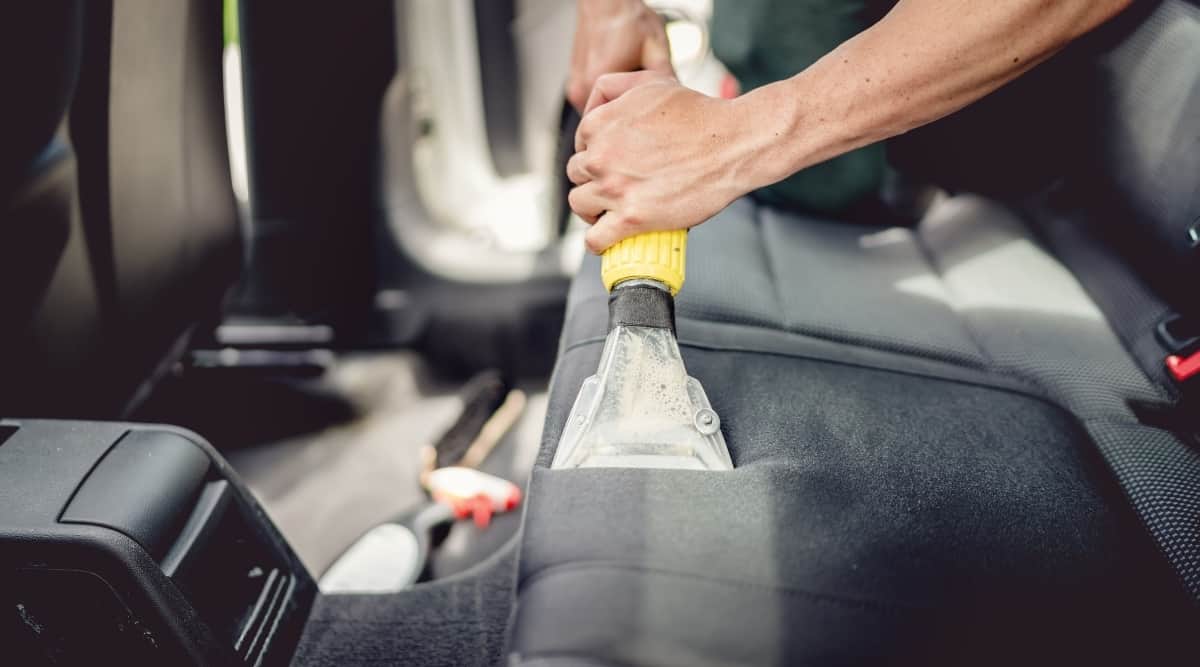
569, 0, 1133, 252
738, 0, 1134, 190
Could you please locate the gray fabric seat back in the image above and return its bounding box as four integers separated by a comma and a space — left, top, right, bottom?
0, 2, 104, 414
90, 0, 242, 405
1080, 0, 1200, 316
888, 1, 1198, 316
0, 4, 81, 198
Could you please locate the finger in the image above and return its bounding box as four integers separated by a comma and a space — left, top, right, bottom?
566, 151, 592, 186
575, 114, 589, 153
641, 28, 675, 77
567, 79, 589, 113
574, 102, 607, 152
584, 213, 637, 254
583, 70, 664, 116
566, 24, 588, 112
568, 182, 609, 224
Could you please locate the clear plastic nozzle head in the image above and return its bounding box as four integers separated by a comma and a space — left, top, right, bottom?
551, 323, 733, 471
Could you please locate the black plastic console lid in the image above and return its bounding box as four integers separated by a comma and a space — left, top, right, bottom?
61, 430, 210, 560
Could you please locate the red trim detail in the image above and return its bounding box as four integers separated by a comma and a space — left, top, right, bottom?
1166, 351, 1200, 383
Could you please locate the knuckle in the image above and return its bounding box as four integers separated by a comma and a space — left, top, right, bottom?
596, 176, 620, 198
567, 155, 586, 182
580, 162, 604, 187
618, 209, 645, 230
587, 143, 610, 167
576, 119, 594, 143
584, 232, 604, 254
583, 152, 602, 174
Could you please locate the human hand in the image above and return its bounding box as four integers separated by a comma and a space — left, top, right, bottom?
567, 71, 758, 253
567, 0, 674, 113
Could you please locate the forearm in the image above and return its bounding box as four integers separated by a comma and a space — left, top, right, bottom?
730, 0, 1132, 190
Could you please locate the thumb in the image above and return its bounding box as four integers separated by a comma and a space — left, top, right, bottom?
585, 213, 638, 254
641, 33, 675, 78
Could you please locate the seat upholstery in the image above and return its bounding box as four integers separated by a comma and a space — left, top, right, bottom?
514, 4, 1200, 661
0, 1, 240, 416
0, 2, 102, 414
97, 0, 242, 406
0, 157, 104, 413
0, 3, 82, 198
1080, 0, 1200, 315
512, 195, 1196, 665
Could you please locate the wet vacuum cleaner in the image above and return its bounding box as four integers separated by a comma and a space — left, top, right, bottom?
553, 230, 733, 470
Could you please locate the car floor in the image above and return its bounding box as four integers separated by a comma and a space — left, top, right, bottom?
134, 349, 546, 666
137, 350, 546, 580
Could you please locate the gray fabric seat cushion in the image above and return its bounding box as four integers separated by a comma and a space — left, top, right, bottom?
563, 194, 1172, 420
515, 3, 1200, 662
514, 352, 1189, 666
512, 194, 1198, 665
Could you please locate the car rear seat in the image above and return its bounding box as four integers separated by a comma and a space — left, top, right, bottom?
0, 1, 240, 417
510, 2, 1200, 664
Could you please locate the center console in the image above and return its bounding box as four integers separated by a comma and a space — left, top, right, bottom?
0, 420, 315, 666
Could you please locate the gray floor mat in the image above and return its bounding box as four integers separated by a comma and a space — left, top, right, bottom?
292, 541, 519, 667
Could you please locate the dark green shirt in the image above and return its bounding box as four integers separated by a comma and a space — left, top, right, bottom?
711, 0, 893, 214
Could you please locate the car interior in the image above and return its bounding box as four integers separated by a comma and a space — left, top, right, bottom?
2, 0, 1198, 665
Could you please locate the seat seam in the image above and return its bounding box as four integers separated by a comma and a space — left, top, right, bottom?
914, 206, 1175, 417
753, 203, 788, 330
909, 209, 1115, 413
520, 560, 923, 616
565, 315, 987, 369
557, 331, 1066, 411
911, 218, 994, 366
513, 650, 638, 667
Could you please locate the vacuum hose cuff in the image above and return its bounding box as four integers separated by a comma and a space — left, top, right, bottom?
608, 282, 675, 333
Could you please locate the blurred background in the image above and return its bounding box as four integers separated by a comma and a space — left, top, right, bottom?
0, 0, 727, 580
208, 0, 728, 578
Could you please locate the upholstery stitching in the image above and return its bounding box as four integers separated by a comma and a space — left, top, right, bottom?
556, 330, 1069, 412
911, 218, 993, 366
514, 650, 639, 667
520, 560, 923, 616
564, 315, 987, 369
754, 202, 788, 330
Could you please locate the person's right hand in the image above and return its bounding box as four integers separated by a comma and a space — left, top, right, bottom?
567, 0, 674, 113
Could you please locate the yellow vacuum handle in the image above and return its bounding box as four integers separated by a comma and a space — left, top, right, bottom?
600, 229, 687, 295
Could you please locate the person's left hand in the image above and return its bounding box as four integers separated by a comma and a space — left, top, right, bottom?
567, 71, 757, 253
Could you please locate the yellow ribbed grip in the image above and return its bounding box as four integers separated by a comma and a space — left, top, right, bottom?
600, 229, 687, 295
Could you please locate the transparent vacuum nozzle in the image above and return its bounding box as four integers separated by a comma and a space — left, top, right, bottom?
552, 281, 733, 471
